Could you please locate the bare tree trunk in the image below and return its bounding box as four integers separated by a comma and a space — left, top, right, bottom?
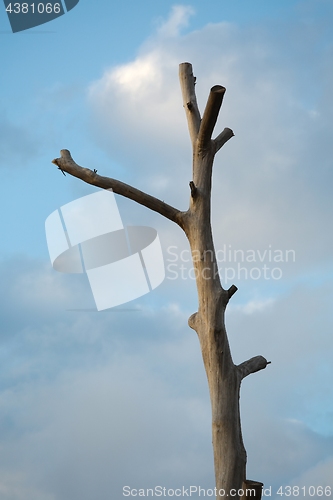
179, 62, 269, 498
52, 62, 270, 500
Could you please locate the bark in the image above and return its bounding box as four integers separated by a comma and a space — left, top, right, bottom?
52, 149, 184, 227
179, 63, 269, 498
52, 62, 270, 500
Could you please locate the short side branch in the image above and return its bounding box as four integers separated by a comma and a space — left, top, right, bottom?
189, 181, 197, 198
227, 284, 238, 299
237, 356, 271, 380
198, 85, 226, 149
52, 150, 184, 226
179, 63, 201, 146
214, 127, 235, 153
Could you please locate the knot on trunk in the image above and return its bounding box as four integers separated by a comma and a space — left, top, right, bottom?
188, 312, 198, 330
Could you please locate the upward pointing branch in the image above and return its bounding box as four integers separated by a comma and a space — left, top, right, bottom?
179, 62, 201, 146
179, 63, 234, 156
198, 85, 226, 149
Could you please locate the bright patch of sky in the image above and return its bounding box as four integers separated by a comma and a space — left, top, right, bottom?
1, 1, 333, 498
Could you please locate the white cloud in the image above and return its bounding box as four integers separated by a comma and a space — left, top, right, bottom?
0, 257, 214, 498
88, 6, 333, 279
86, 6, 333, 469
1, 252, 332, 498
229, 298, 275, 315
156, 5, 195, 38
1, 3, 333, 498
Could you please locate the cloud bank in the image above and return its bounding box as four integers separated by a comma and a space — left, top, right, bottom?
1, 3, 332, 498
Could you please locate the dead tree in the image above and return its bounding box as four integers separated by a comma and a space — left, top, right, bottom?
52, 62, 270, 500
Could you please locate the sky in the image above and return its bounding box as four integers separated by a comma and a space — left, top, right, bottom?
1, 0, 333, 498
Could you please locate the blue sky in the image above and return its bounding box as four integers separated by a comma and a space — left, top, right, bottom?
1, 1, 333, 498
